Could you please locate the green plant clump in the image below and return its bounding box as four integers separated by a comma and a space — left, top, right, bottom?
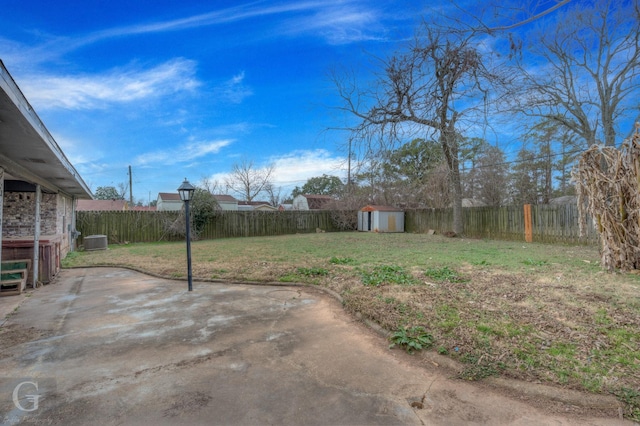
424, 266, 468, 283
523, 258, 548, 267
329, 256, 357, 265
296, 267, 329, 277
361, 265, 416, 286
389, 326, 434, 353
613, 387, 640, 422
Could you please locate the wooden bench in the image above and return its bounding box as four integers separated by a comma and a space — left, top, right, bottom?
0, 259, 32, 297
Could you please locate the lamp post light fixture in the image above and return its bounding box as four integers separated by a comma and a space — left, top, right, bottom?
178, 178, 196, 291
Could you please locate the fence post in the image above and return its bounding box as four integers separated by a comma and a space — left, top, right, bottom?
524, 204, 533, 243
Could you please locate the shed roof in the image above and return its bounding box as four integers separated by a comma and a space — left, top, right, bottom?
213, 194, 238, 203
158, 192, 181, 201
360, 205, 403, 212
300, 194, 334, 210
0, 61, 92, 199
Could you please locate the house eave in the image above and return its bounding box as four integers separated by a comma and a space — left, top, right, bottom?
0, 61, 92, 199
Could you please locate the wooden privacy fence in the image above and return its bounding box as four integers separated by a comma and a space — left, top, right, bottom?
405, 204, 599, 244
77, 204, 598, 246
76, 210, 342, 245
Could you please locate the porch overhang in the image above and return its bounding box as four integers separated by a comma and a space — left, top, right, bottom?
0, 60, 92, 199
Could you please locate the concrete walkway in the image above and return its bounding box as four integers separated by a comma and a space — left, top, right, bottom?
0, 268, 629, 425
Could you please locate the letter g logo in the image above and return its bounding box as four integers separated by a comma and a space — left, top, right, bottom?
12, 381, 40, 412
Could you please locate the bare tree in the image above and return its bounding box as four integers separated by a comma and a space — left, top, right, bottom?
333, 25, 500, 234
508, 0, 640, 147
264, 182, 283, 207
116, 182, 128, 200
200, 176, 222, 194
224, 160, 275, 202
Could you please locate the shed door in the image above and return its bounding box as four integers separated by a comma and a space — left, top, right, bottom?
367, 212, 372, 231
388, 214, 396, 232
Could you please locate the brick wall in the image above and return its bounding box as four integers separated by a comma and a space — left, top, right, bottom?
3, 191, 62, 237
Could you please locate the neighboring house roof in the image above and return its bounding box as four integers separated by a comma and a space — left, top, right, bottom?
237, 201, 276, 211
254, 204, 278, 211
279, 204, 293, 211
301, 194, 334, 210
77, 199, 128, 211
132, 205, 157, 211
0, 60, 92, 199
214, 194, 239, 203
158, 192, 182, 201
549, 195, 577, 205
360, 205, 403, 212
238, 200, 271, 206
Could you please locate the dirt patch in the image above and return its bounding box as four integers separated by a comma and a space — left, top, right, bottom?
0, 324, 44, 358
162, 391, 213, 418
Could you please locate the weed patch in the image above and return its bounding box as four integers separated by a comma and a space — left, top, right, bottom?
361, 265, 416, 286
297, 267, 329, 277
523, 258, 548, 267
329, 256, 357, 265
613, 388, 640, 422
390, 326, 434, 353
424, 266, 468, 283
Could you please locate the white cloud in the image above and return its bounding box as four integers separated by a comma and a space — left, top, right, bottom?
215, 71, 253, 104
280, 4, 384, 44
270, 149, 346, 184
19, 58, 200, 110
206, 149, 346, 195
134, 139, 233, 167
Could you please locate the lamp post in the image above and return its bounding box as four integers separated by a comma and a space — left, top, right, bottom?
178, 178, 195, 291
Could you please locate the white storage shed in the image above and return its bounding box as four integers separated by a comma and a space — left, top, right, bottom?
357, 205, 404, 233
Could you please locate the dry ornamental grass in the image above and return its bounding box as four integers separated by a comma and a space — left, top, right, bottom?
574, 123, 640, 272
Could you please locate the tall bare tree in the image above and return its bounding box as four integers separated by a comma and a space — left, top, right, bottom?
224, 160, 275, 202
509, 0, 640, 147
333, 25, 500, 234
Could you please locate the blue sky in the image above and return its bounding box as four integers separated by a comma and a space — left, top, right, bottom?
1, 0, 429, 204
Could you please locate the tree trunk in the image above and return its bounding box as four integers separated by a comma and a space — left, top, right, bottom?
441, 119, 464, 235
451, 165, 464, 234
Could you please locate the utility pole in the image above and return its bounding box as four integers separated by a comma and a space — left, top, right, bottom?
347, 138, 352, 187
129, 165, 133, 206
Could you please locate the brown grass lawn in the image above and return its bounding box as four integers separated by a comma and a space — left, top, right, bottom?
63, 232, 640, 419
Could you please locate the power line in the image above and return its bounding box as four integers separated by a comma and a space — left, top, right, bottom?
462, 148, 584, 171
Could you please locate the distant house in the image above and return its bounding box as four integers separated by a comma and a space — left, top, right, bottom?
77, 199, 128, 211
156, 192, 182, 211
461, 198, 487, 208
292, 194, 334, 210
278, 204, 293, 211
549, 196, 577, 205
238, 200, 275, 211
213, 194, 239, 211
